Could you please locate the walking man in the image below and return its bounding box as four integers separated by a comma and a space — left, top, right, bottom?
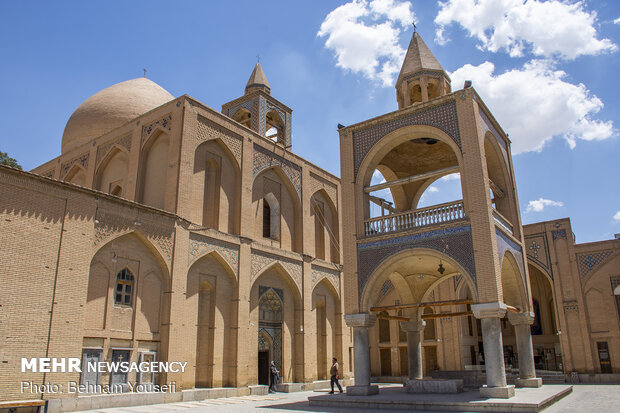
329, 357, 343, 394
269, 361, 279, 393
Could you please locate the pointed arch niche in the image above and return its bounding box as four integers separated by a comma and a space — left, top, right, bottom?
139, 131, 170, 210
86, 232, 169, 339
65, 164, 87, 187
312, 278, 341, 381
96, 147, 129, 196
192, 139, 240, 233
311, 190, 339, 263
252, 168, 301, 252
186, 252, 237, 388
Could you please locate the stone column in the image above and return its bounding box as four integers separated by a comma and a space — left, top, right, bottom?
400, 320, 426, 379
472, 302, 515, 398
344, 313, 379, 396
420, 76, 429, 102
508, 312, 542, 388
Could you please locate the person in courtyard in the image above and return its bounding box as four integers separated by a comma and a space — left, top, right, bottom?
269, 361, 279, 393
328, 357, 343, 394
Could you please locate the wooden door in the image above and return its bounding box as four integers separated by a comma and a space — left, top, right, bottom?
380, 348, 392, 376
258, 350, 270, 385
424, 346, 437, 376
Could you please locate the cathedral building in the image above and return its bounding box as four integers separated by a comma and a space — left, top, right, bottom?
1, 63, 347, 409
0, 30, 618, 410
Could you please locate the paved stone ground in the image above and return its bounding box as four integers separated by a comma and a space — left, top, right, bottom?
74, 384, 620, 413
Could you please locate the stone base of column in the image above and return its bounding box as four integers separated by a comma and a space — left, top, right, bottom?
346, 385, 379, 396
479, 384, 515, 399
515, 377, 542, 388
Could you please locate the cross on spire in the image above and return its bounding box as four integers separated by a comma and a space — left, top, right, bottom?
412, 21, 416, 32
143, 68, 147, 78
256, 55, 260, 63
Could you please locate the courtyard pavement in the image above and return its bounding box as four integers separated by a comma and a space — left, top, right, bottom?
73, 384, 620, 413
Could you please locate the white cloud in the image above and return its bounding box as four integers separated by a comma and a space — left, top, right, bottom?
525, 198, 564, 213
372, 169, 387, 184
613, 210, 620, 221
435, 0, 616, 59
614, 17, 620, 25
440, 173, 461, 181
450, 60, 614, 153
427, 186, 439, 193
318, 0, 415, 86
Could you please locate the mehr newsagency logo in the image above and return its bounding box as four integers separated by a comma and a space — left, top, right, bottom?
20, 357, 185, 394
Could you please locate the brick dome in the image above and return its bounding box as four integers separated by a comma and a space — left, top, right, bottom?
61, 78, 174, 154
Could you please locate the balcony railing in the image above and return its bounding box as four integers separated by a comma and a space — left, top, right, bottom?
364, 200, 466, 236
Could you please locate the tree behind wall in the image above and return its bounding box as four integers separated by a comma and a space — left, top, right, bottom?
0, 152, 22, 170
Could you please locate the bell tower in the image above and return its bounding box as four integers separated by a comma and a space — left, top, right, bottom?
396, 31, 452, 109
222, 63, 293, 149
339, 30, 538, 398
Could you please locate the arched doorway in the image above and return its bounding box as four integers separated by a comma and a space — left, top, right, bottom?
528, 264, 561, 371
249, 263, 303, 384
258, 287, 284, 385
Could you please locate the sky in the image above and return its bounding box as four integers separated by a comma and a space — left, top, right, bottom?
1, 0, 619, 243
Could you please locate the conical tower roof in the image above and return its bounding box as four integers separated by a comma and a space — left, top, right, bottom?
245, 63, 271, 95
397, 32, 445, 85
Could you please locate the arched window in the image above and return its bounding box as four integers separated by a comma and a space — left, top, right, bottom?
409, 83, 422, 104
115, 268, 134, 306
263, 199, 271, 238
379, 311, 391, 343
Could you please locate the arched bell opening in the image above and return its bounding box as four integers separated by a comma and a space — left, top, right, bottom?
232, 108, 252, 129
265, 110, 285, 144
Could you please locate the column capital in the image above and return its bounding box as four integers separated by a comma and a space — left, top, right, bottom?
507, 311, 535, 326
345, 313, 377, 328
400, 320, 426, 332
472, 302, 506, 319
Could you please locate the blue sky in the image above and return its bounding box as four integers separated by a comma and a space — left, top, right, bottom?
1, 0, 619, 243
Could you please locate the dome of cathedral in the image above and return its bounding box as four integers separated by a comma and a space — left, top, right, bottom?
61, 77, 174, 154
